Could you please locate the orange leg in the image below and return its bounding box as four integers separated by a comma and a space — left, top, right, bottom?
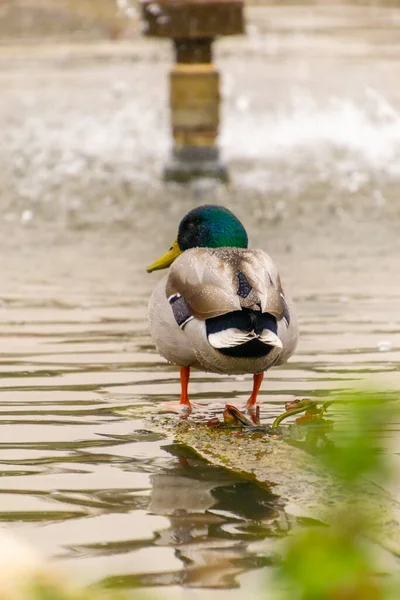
179, 366, 191, 408
246, 372, 264, 409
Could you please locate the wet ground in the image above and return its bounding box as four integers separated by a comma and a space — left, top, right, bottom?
1, 3, 400, 598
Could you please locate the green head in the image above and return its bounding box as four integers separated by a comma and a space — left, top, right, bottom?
147, 205, 248, 272
178, 205, 248, 251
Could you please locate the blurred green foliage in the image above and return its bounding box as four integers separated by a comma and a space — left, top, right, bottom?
275, 391, 400, 600
319, 394, 393, 483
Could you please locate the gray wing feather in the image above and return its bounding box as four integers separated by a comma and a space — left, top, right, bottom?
166, 248, 286, 321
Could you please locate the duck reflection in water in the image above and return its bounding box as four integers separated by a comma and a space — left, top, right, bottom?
147, 444, 286, 588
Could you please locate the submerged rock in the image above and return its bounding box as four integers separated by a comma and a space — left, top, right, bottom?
149, 414, 400, 559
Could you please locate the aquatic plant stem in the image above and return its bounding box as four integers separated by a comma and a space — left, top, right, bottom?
271, 401, 318, 429
271, 400, 334, 429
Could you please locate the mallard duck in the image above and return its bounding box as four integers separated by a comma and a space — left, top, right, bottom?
147, 205, 298, 412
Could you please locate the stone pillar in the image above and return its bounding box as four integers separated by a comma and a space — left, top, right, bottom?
140, 1, 244, 183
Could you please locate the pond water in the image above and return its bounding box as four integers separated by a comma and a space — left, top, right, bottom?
1, 3, 400, 598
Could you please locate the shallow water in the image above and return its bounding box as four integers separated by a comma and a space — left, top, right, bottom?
1, 3, 400, 598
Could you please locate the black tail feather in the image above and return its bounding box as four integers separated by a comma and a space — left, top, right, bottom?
206, 309, 278, 358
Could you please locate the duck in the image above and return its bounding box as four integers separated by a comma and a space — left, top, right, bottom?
146, 205, 298, 413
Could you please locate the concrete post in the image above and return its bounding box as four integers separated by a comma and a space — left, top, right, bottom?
140, 0, 245, 182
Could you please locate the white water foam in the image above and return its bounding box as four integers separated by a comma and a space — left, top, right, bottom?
223, 87, 400, 180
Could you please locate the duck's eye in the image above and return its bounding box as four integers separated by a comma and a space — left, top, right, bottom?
169, 246, 173, 251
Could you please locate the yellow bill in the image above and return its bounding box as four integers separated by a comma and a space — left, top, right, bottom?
146, 239, 182, 273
